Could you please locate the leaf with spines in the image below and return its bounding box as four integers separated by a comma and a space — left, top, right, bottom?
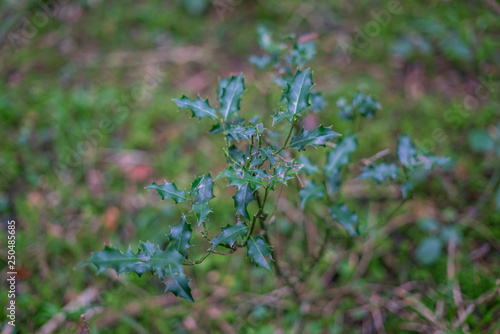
326, 172, 341, 195
83, 242, 185, 279
259, 147, 277, 167
192, 202, 212, 225
283, 68, 313, 116
353, 92, 380, 118
139, 245, 186, 279
290, 38, 316, 67
233, 182, 255, 220
217, 77, 230, 97
249, 168, 271, 179
272, 109, 293, 125
226, 124, 258, 142
146, 181, 187, 204
359, 163, 399, 183
249, 155, 264, 168
247, 236, 273, 272
296, 155, 318, 175
418, 155, 450, 171
397, 135, 417, 167
309, 91, 326, 112
84, 246, 145, 275
269, 161, 300, 189
173, 95, 217, 119
218, 74, 245, 120
324, 135, 358, 174
211, 221, 248, 249
217, 166, 264, 190
189, 174, 214, 204
337, 92, 380, 120
228, 145, 246, 164
164, 268, 194, 302
324, 135, 357, 194
290, 125, 341, 151
167, 215, 193, 257
330, 204, 359, 235
299, 181, 325, 209
249, 54, 271, 68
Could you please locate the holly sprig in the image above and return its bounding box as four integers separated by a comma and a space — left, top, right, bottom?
82, 33, 448, 302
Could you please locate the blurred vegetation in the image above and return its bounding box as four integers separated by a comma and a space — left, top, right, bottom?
0, 0, 500, 333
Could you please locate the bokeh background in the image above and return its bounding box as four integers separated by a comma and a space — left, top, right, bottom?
1, 0, 500, 333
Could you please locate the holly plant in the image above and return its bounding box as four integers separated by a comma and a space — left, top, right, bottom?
81, 32, 449, 302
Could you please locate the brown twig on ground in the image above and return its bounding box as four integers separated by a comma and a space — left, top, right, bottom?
80, 314, 90, 334
361, 149, 391, 166
37, 287, 99, 334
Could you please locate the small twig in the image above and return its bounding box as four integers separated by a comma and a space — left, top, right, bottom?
361, 149, 391, 166
80, 314, 91, 334
37, 288, 99, 334
295, 173, 305, 189
208, 248, 237, 256
274, 117, 296, 155
447, 238, 468, 331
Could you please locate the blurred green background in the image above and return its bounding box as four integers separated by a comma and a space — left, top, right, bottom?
1, 0, 500, 333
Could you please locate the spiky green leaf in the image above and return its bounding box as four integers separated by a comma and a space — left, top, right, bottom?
324, 135, 358, 173
211, 221, 248, 249
217, 166, 264, 190
309, 91, 326, 112
296, 155, 318, 175
84, 243, 184, 279
147, 246, 186, 279
233, 182, 255, 220
226, 124, 258, 142
290, 125, 341, 151
217, 77, 230, 98
259, 147, 277, 167
330, 204, 359, 235
337, 92, 380, 120
192, 202, 212, 225
299, 181, 324, 209
359, 163, 399, 183
189, 174, 214, 204
164, 268, 194, 302
218, 74, 245, 120
167, 215, 192, 257
85, 246, 144, 275
227, 145, 246, 164
326, 172, 341, 196
247, 236, 273, 272
146, 181, 187, 204
173, 95, 217, 119
418, 155, 450, 171
397, 135, 417, 167
283, 68, 313, 116
272, 109, 293, 125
